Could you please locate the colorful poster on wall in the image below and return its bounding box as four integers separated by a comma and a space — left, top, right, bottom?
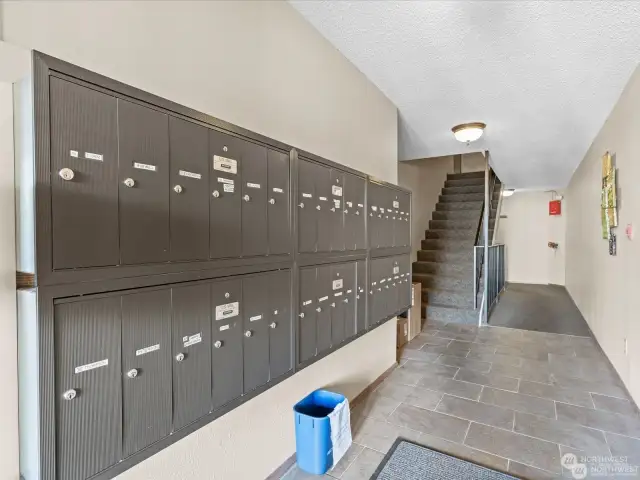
601, 152, 618, 252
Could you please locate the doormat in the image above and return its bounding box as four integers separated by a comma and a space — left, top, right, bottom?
370, 438, 518, 479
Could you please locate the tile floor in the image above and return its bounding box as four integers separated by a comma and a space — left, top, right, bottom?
282, 322, 640, 479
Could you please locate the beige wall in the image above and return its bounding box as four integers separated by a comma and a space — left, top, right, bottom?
566, 66, 640, 405
461, 152, 486, 173
495, 191, 566, 285
0, 2, 399, 479
398, 156, 454, 261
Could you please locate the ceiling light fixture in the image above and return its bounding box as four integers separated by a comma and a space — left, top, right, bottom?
502, 189, 515, 197
452, 122, 486, 144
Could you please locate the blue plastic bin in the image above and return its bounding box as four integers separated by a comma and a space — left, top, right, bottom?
294, 389, 346, 475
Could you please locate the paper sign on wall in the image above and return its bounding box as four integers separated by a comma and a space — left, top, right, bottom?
213, 155, 238, 174
393, 201, 400, 208
333, 279, 343, 290
223, 184, 235, 193
215, 302, 239, 321
332, 186, 343, 196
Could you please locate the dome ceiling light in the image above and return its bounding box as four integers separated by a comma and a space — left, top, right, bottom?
452, 122, 486, 144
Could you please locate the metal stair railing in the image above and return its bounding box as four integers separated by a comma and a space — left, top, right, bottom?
472, 166, 498, 309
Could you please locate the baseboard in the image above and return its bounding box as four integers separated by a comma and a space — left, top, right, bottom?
264, 361, 398, 479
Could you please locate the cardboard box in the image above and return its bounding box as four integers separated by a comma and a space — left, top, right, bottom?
397, 317, 408, 348
407, 282, 422, 341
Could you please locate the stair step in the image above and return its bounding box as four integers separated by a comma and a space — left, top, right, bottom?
447, 171, 485, 180
413, 261, 471, 276
439, 193, 484, 203
425, 229, 475, 240
413, 273, 473, 290
417, 250, 474, 263
422, 288, 474, 309
424, 304, 478, 325
421, 238, 474, 251
445, 178, 485, 188
442, 185, 484, 195
433, 210, 480, 220
429, 219, 494, 231
435, 201, 483, 212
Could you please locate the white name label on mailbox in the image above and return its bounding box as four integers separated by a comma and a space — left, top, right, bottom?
75, 359, 108, 374
215, 302, 239, 321
393, 266, 400, 274
319, 296, 329, 302
223, 184, 235, 193
334, 291, 343, 297
302, 193, 312, 198
247, 183, 261, 189
372, 206, 378, 211
70, 150, 79, 158
393, 201, 400, 208
332, 185, 343, 197
219, 325, 229, 331
319, 196, 328, 201
273, 187, 284, 193
136, 344, 160, 356
184, 333, 202, 348
358, 203, 364, 208
85, 152, 103, 161
218, 177, 234, 184
213, 155, 237, 174
249, 315, 263, 322
333, 279, 343, 290
134, 162, 156, 171
179, 170, 202, 179
303, 300, 312, 306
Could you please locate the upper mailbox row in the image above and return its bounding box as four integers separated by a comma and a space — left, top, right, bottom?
54, 269, 291, 480
49, 77, 291, 271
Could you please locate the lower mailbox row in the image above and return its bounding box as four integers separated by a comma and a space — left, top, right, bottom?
50, 258, 411, 480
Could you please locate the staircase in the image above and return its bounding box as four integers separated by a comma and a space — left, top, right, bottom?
412, 171, 499, 325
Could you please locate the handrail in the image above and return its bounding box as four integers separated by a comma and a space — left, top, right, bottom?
473, 166, 498, 309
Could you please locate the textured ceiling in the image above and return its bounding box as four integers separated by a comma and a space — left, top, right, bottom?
290, 1, 640, 189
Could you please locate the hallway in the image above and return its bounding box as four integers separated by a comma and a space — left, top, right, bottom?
283, 322, 639, 479
488, 283, 591, 337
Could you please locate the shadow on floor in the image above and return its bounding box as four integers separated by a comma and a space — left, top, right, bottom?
489, 283, 591, 336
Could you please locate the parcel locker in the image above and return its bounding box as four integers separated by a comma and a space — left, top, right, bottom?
344, 173, 366, 250
329, 170, 345, 251
268, 270, 292, 379
118, 100, 170, 266
356, 260, 367, 334
50, 77, 120, 271
172, 283, 212, 431
267, 150, 290, 255
243, 274, 270, 392
211, 278, 243, 409
329, 264, 346, 346
298, 266, 317, 363
316, 265, 332, 354
121, 289, 172, 458
55, 297, 122, 480
297, 159, 317, 253
315, 164, 333, 252
241, 141, 269, 257
169, 117, 209, 262
210, 130, 242, 259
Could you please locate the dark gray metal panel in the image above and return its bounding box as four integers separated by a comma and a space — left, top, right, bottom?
55, 297, 122, 480
267, 150, 290, 255
169, 116, 209, 262
298, 266, 317, 363
241, 141, 268, 257
121, 289, 172, 458
368, 182, 381, 249
381, 187, 393, 248
268, 270, 292, 379
400, 192, 411, 247
171, 283, 212, 431
370, 258, 384, 325
316, 265, 332, 353
242, 274, 270, 392
356, 260, 367, 334
315, 163, 332, 253
209, 130, 242, 259
330, 169, 345, 252
211, 278, 243, 409
390, 256, 402, 314
329, 264, 345, 346
118, 100, 170, 265
382, 257, 395, 318
297, 159, 316, 253
344, 173, 365, 251
342, 262, 357, 340
50, 77, 119, 270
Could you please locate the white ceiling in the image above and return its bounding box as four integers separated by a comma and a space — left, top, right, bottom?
291, 1, 640, 189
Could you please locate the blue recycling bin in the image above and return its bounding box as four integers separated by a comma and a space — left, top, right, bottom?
294, 389, 346, 475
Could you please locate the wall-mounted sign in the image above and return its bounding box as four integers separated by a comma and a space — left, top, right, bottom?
549, 200, 561, 216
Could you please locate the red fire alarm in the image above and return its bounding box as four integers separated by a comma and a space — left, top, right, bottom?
549, 200, 562, 216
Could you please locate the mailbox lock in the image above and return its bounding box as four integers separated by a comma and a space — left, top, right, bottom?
356, 295, 360, 299
173, 185, 183, 194
298, 202, 304, 209
331, 302, 336, 308
344, 210, 348, 214
330, 208, 335, 212
127, 369, 139, 379
223, 146, 228, 152
175, 353, 185, 362
270, 322, 277, 329
316, 205, 321, 211
273, 310, 278, 315
356, 211, 360, 215
316, 307, 322, 313
62, 389, 77, 401
343, 298, 349, 303
385, 285, 390, 289
214, 340, 223, 349
123, 178, 135, 188
299, 313, 305, 318
244, 330, 253, 338
225, 292, 230, 299
269, 198, 276, 205
59, 168, 75, 181
243, 195, 251, 202
212, 190, 220, 198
